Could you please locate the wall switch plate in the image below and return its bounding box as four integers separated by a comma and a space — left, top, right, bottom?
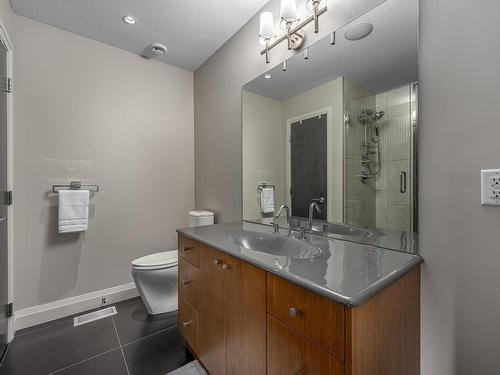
481, 169, 500, 205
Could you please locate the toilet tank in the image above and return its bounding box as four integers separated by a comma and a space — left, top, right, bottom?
188, 210, 214, 227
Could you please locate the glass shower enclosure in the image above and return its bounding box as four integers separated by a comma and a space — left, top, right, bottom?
343, 79, 418, 232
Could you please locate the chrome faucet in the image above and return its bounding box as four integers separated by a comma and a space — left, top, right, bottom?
274, 205, 292, 236
308, 202, 322, 231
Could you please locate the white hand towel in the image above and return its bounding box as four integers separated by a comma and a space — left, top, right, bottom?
260, 187, 275, 214
58, 190, 89, 233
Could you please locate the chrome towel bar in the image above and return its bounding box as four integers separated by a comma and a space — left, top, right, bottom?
52, 180, 99, 193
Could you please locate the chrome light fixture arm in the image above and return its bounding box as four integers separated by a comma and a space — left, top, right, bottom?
259, 5, 327, 63
312, 0, 321, 33
286, 21, 293, 50
265, 38, 271, 63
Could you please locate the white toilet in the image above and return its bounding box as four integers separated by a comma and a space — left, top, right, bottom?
132, 251, 179, 315
132, 210, 214, 315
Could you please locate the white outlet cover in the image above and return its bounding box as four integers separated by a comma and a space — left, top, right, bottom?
481, 169, 500, 206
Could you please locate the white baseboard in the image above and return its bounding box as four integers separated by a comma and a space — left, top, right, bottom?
14, 282, 139, 332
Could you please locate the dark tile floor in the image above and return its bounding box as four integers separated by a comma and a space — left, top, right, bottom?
0, 298, 193, 375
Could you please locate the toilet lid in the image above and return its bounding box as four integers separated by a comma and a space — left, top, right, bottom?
132, 250, 178, 269
189, 210, 214, 217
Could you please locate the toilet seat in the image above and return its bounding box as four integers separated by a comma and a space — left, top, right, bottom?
132, 250, 178, 271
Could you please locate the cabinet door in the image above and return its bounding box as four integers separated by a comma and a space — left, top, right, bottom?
178, 234, 199, 267
178, 256, 199, 309
267, 315, 344, 375
198, 244, 226, 375
224, 254, 267, 375
179, 296, 199, 353
267, 273, 345, 360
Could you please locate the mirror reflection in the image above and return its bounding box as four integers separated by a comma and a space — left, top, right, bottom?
242, 0, 418, 250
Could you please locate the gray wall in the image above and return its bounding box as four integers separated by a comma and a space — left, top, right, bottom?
194, 0, 500, 374
12, 14, 194, 310
0, 1, 13, 38
419, 1, 500, 374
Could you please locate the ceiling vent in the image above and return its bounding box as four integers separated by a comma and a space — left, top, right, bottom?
141, 43, 168, 59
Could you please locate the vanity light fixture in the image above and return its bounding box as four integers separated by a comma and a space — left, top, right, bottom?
122, 15, 137, 25
330, 31, 336, 45
259, 0, 327, 63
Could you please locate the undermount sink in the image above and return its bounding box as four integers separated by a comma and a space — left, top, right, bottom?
301, 220, 371, 237
230, 231, 321, 260
324, 223, 371, 237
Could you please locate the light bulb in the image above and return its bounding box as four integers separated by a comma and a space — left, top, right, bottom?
259, 11, 275, 45
280, 0, 298, 22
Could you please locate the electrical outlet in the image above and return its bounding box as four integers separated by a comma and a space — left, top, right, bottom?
101, 297, 107, 305
481, 169, 500, 205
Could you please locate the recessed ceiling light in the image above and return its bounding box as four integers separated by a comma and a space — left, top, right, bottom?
264, 74, 272, 79
122, 15, 137, 25
344, 23, 374, 41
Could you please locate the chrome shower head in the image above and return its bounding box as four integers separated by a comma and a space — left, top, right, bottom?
375, 110, 385, 121
358, 109, 385, 124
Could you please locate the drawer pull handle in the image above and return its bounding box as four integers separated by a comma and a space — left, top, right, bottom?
222, 264, 232, 270
182, 320, 193, 327
213, 259, 222, 266
289, 307, 298, 318
182, 246, 193, 252
182, 279, 192, 285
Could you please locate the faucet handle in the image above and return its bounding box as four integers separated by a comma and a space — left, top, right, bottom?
273, 222, 280, 233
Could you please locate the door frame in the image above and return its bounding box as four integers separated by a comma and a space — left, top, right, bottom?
0, 15, 14, 342
285, 107, 333, 221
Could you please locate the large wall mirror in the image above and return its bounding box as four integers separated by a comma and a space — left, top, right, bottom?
242, 0, 418, 251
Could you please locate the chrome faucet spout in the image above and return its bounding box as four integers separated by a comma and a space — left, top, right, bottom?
274, 205, 292, 236
308, 202, 322, 230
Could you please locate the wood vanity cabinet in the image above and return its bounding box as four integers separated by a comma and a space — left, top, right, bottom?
178, 234, 420, 375
178, 234, 199, 267
178, 236, 267, 375
267, 272, 345, 361
267, 315, 344, 375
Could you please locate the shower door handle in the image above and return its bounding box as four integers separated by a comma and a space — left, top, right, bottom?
400, 171, 407, 194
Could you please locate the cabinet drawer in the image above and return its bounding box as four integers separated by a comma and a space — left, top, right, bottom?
267, 315, 344, 375
179, 296, 199, 353
267, 273, 345, 361
178, 234, 199, 267
179, 256, 199, 309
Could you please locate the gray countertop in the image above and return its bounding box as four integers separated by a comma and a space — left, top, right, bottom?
249, 217, 419, 254
177, 221, 423, 307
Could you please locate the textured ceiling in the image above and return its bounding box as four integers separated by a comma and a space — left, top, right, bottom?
10, 0, 270, 71
244, 0, 418, 100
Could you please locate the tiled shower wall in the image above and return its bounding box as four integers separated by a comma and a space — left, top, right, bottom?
343, 78, 376, 227
375, 85, 413, 231
343, 80, 414, 231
